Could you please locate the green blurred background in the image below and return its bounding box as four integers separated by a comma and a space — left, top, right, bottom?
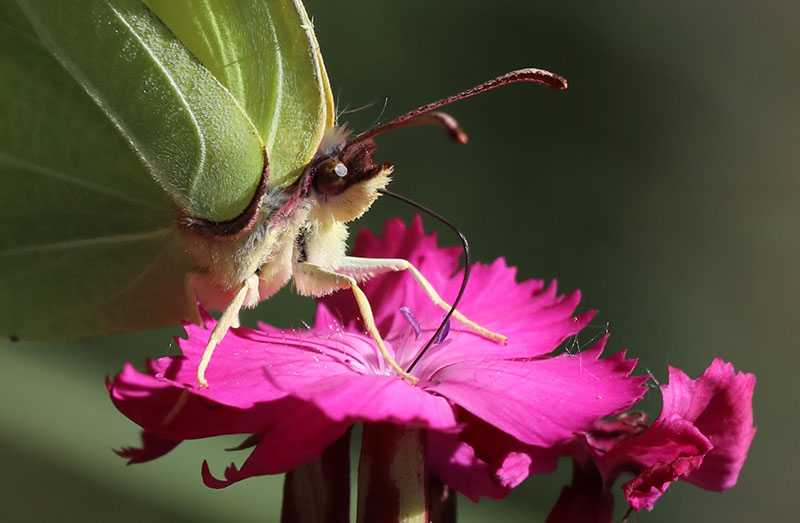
1, 0, 795, 521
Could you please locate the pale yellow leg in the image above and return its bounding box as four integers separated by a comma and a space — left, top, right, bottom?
196, 274, 259, 388
336, 257, 507, 343
295, 262, 418, 383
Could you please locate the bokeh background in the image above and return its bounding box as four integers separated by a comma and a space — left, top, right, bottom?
1, 0, 795, 521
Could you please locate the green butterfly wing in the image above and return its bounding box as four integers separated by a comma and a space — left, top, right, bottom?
143, 0, 335, 188
0, 0, 334, 341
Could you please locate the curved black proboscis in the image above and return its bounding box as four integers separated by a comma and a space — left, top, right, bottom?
377, 188, 471, 373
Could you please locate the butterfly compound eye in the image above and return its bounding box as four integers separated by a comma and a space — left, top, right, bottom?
314, 158, 351, 196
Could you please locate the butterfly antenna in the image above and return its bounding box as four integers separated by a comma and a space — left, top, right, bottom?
376, 188, 471, 373
347, 68, 567, 148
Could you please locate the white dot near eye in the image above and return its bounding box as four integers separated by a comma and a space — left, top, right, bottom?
334, 162, 348, 177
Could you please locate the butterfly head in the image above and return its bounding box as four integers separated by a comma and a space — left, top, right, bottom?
311, 132, 392, 198
305, 129, 392, 224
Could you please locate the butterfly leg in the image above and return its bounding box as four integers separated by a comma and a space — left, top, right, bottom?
335, 256, 507, 343
196, 274, 260, 387
294, 262, 418, 383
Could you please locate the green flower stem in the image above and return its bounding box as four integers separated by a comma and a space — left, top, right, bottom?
357, 424, 427, 523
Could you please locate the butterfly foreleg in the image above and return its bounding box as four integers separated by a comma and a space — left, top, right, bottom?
196, 274, 259, 387
335, 257, 507, 343
294, 261, 417, 382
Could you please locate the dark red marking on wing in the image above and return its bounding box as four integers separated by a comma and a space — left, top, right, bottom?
180, 148, 270, 240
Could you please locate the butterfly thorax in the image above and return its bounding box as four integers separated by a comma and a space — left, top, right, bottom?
181, 128, 392, 312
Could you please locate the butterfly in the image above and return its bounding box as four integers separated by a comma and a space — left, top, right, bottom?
0, 0, 566, 385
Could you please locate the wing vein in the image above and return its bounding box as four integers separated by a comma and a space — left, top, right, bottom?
0, 152, 160, 209
201, 0, 245, 103
0, 228, 172, 256
107, 4, 207, 202
261, 3, 284, 152
16, 2, 163, 199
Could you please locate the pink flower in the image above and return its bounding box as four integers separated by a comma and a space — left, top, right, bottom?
109, 217, 647, 501
547, 359, 756, 521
